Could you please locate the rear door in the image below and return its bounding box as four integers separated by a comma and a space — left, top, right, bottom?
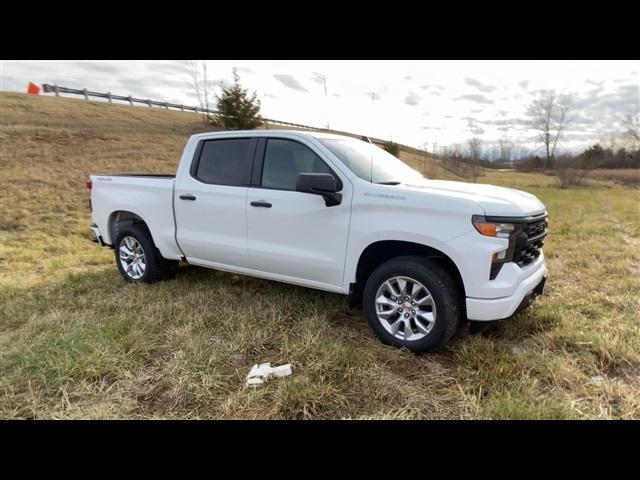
246, 137, 352, 289
174, 137, 257, 268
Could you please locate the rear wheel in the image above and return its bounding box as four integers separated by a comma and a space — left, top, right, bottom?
114, 224, 176, 283
363, 256, 461, 353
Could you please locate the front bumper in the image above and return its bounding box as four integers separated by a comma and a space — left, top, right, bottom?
466, 260, 547, 321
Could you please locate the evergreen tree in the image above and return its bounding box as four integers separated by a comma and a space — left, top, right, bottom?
383, 140, 400, 156
215, 69, 262, 130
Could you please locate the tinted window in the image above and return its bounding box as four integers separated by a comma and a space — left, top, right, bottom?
195, 138, 253, 186
262, 139, 333, 190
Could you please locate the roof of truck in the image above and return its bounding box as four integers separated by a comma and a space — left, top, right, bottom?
190, 129, 357, 141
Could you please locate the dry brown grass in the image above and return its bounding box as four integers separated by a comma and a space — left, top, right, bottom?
589, 169, 640, 186
1, 92, 639, 419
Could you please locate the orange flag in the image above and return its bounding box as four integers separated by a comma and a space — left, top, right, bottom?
27, 82, 40, 95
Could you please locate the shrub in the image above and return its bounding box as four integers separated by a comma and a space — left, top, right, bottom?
556, 167, 588, 188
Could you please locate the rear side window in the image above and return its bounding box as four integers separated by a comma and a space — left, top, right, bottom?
194, 138, 254, 186
261, 138, 334, 190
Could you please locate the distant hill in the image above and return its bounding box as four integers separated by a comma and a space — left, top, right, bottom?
0, 91, 465, 183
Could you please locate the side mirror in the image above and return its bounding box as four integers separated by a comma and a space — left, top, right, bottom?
296, 173, 342, 207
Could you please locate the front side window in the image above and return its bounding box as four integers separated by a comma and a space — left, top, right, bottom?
195, 138, 254, 186
261, 138, 334, 190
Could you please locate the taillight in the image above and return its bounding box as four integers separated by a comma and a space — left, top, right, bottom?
86, 179, 92, 211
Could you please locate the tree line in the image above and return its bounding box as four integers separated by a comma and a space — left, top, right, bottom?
435, 89, 640, 174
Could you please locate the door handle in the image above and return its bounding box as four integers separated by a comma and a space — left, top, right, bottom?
250, 200, 272, 208
179, 194, 196, 201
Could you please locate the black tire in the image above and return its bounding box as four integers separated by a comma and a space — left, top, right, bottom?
114, 224, 176, 284
363, 256, 461, 353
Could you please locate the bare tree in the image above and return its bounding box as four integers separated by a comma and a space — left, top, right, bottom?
186, 60, 215, 123
422, 141, 432, 175
526, 89, 573, 169
517, 146, 530, 160
498, 135, 514, 164
467, 136, 482, 163
625, 111, 640, 144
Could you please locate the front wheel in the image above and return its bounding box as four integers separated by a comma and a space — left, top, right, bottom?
363, 256, 461, 353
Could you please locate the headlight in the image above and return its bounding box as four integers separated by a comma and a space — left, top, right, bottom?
472, 215, 515, 238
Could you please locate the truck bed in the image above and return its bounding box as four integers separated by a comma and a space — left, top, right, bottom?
90, 173, 183, 260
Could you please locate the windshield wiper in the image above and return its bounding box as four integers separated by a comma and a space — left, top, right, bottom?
375, 181, 402, 185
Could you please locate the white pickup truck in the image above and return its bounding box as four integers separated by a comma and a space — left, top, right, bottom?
88, 130, 548, 352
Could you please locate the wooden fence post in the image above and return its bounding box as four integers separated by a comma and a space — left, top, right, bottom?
107, 92, 112, 103
128, 95, 133, 106
54, 84, 60, 97
147, 99, 152, 107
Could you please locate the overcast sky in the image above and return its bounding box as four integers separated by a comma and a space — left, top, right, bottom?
1, 60, 638, 155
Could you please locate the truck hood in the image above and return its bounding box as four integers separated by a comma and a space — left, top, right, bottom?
401, 179, 546, 217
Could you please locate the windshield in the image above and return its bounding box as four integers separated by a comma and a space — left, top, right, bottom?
319, 138, 424, 185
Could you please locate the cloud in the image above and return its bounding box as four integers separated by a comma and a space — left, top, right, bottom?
73, 62, 124, 75
586, 79, 604, 87
120, 75, 190, 92
481, 118, 529, 126
117, 78, 170, 99
420, 84, 445, 95
420, 125, 445, 130
464, 78, 497, 93
273, 74, 308, 92
235, 67, 255, 75
145, 62, 189, 75
404, 91, 421, 106
404, 75, 413, 81
572, 82, 639, 114
420, 84, 445, 90
365, 92, 382, 101
518, 80, 529, 90
0, 75, 26, 92
455, 94, 495, 104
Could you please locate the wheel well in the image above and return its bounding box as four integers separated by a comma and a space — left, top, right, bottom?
108, 211, 149, 246
350, 240, 466, 310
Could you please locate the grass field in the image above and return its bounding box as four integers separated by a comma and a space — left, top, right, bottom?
1, 92, 639, 419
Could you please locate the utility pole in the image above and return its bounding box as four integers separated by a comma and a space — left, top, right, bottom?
312, 72, 329, 129
422, 141, 429, 173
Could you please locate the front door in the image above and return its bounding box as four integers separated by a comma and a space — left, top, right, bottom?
246, 138, 351, 289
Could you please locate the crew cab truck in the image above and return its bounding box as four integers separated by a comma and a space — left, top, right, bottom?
88, 130, 548, 352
